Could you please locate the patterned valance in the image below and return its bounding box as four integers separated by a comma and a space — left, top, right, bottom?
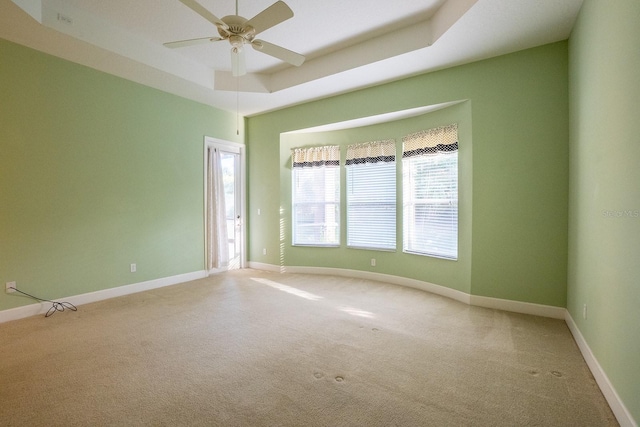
345, 140, 396, 166
292, 145, 340, 168
402, 124, 458, 158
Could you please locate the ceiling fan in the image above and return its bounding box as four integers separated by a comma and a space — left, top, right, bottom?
164, 0, 305, 76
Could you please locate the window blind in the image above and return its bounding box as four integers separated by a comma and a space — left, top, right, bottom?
402, 124, 458, 259
346, 140, 396, 250
292, 146, 340, 246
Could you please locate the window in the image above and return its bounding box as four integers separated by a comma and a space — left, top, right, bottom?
402, 124, 458, 259
346, 140, 396, 250
292, 146, 340, 246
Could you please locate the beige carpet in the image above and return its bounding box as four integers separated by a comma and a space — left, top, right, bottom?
0, 269, 617, 426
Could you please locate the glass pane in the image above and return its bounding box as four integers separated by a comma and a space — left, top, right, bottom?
221, 152, 238, 260
403, 152, 458, 259
346, 162, 396, 250
292, 166, 340, 246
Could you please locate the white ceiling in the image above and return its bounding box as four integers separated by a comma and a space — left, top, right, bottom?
1, 0, 583, 116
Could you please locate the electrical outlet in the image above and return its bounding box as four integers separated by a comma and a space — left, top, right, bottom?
371, 258, 376, 267
6, 281, 16, 293
263, 248, 267, 255
583, 304, 587, 320
130, 263, 137, 273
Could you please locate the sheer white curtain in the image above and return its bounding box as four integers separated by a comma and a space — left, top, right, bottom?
206, 146, 229, 271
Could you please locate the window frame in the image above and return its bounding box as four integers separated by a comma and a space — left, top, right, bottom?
402, 124, 459, 260
291, 146, 341, 247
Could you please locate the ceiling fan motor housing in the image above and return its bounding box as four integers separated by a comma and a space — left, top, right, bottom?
219, 15, 256, 44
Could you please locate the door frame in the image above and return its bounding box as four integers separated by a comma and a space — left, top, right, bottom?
203, 136, 247, 274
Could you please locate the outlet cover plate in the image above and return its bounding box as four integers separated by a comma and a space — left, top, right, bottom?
6, 281, 16, 293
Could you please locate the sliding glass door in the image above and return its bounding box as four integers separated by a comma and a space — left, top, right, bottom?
220, 150, 241, 269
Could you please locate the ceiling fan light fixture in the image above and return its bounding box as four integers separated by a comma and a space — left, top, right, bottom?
229, 35, 245, 49
166, 0, 306, 72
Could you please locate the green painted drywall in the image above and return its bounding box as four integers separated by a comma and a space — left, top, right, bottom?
468, 48, 569, 307
247, 42, 569, 307
0, 38, 240, 311
568, 0, 640, 422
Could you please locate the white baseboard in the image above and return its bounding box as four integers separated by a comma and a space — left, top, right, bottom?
0, 270, 207, 324
565, 312, 637, 427
287, 265, 472, 305
248, 262, 567, 318
247, 261, 282, 273
470, 294, 566, 319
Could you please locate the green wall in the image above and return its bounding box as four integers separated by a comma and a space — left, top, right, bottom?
0, 39, 240, 311
247, 41, 569, 307
568, 0, 640, 422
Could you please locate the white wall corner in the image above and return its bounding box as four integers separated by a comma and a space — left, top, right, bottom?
565, 312, 638, 427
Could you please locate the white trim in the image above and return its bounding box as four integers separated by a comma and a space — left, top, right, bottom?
310, 266, 566, 318
249, 263, 569, 318
251, 262, 464, 306
247, 262, 281, 272
470, 294, 566, 319
282, 265, 471, 305
565, 312, 638, 427
0, 270, 206, 324
203, 136, 247, 273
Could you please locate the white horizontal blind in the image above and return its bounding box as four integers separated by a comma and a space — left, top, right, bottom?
346, 140, 396, 250
292, 146, 340, 246
402, 124, 458, 259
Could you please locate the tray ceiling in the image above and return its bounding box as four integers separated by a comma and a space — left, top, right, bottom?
1, 0, 583, 116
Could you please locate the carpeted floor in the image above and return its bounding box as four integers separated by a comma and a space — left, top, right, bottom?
0, 269, 618, 426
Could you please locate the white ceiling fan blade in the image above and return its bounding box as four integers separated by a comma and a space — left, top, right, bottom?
179, 0, 228, 30
245, 1, 293, 36
252, 40, 305, 66
231, 48, 247, 77
163, 36, 223, 49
